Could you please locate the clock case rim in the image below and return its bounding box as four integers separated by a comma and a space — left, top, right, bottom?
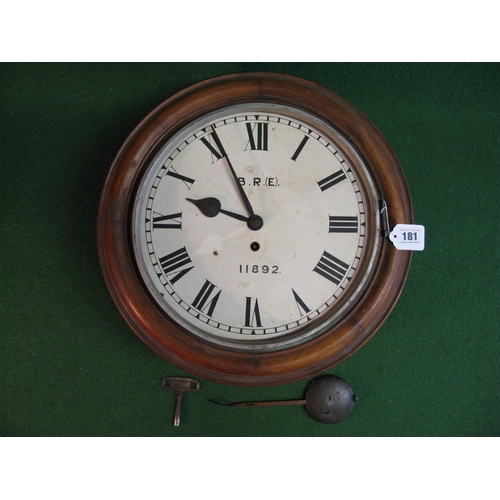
97, 72, 413, 386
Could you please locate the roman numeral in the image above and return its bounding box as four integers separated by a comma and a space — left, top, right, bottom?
159, 247, 194, 285
152, 212, 182, 230
244, 297, 262, 327
292, 289, 311, 315
329, 215, 358, 233
166, 168, 195, 189
313, 251, 349, 285
245, 122, 268, 151
291, 135, 309, 161
200, 129, 227, 162
191, 280, 221, 317
317, 170, 346, 191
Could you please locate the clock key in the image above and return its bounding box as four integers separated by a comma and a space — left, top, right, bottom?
161, 376, 200, 426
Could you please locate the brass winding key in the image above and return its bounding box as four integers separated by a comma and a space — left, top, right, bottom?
161, 377, 200, 426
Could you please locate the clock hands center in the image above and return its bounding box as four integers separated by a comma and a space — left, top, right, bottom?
186, 197, 263, 231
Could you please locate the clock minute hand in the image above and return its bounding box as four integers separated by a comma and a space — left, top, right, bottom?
186, 197, 248, 222
210, 129, 255, 217
224, 151, 264, 231
224, 154, 255, 217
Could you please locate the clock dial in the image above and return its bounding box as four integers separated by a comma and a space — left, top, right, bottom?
98, 73, 413, 385
133, 105, 380, 351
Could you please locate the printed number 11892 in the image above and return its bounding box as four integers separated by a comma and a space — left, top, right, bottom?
239, 264, 279, 274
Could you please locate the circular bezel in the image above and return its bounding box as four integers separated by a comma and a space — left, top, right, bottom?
131, 103, 381, 352
97, 73, 413, 386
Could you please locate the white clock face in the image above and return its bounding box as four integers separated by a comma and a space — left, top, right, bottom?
133, 104, 381, 351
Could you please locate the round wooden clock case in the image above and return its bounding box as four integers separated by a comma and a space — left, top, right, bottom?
97, 73, 413, 386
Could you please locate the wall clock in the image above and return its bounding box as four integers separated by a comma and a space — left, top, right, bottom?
98, 73, 413, 386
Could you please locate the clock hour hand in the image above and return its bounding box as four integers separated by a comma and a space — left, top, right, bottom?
186, 197, 249, 222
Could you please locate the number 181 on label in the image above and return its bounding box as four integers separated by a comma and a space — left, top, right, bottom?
389, 224, 425, 251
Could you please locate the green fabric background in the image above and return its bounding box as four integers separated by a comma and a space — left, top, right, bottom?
1, 62, 499, 437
